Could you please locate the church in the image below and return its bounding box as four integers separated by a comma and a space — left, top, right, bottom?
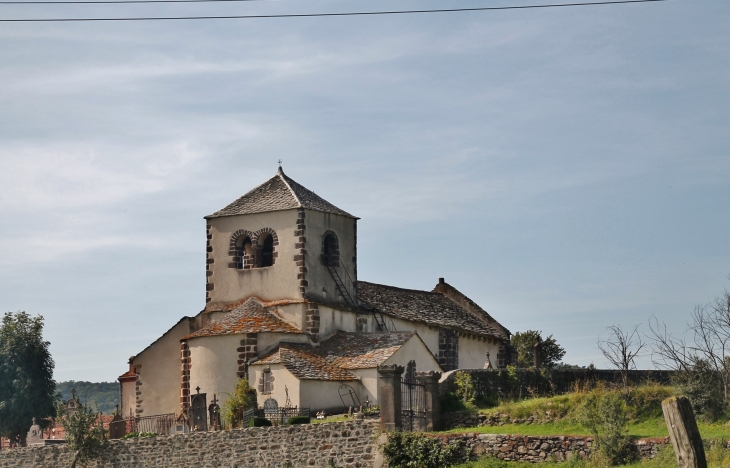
119, 167, 512, 418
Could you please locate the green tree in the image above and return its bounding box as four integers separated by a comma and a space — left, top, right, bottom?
511, 330, 566, 368
0, 311, 56, 444
56, 399, 107, 467
57, 381, 119, 414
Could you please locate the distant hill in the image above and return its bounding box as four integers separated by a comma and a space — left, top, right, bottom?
57, 381, 119, 414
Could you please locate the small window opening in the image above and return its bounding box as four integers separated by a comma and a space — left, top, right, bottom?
263, 368, 273, 394
259, 234, 274, 267
235, 236, 252, 269
322, 233, 338, 267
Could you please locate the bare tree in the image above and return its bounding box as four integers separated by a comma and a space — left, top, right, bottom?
598, 324, 646, 396
648, 287, 730, 416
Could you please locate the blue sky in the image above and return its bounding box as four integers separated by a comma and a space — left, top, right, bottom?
0, 0, 728, 382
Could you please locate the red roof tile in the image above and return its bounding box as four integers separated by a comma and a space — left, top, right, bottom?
183, 298, 300, 340
252, 331, 416, 381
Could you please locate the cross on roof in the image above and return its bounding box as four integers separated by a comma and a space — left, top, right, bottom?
278, 159, 282, 167
195, 386, 201, 394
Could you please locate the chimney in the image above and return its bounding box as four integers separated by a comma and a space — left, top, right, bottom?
439, 277, 445, 284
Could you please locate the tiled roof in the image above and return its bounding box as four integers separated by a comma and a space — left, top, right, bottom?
206, 168, 356, 219
256, 344, 359, 381
252, 331, 415, 381
356, 281, 508, 339
183, 298, 301, 340
433, 280, 511, 338
204, 297, 308, 314
118, 368, 136, 381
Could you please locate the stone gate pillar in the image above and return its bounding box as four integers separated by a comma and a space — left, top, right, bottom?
377, 364, 404, 432
415, 371, 442, 432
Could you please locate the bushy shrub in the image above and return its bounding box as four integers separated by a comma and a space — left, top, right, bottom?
285, 416, 310, 425
440, 392, 470, 412
705, 439, 730, 466
250, 417, 272, 427
222, 378, 258, 427
626, 384, 673, 420
454, 372, 475, 406
121, 432, 157, 439
576, 392, 634, 465
672, 359, 726, 421
381, 431, 462, 468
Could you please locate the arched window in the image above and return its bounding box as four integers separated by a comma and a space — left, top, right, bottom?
229, 230, 254, 270
235, 236, 253, 269
259, 234, 274, 268
321, 231, 339, 267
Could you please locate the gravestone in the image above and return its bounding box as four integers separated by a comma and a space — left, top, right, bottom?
26, 418, 43, 445
208, 394, 221, 431
109, 406, 126, 440
65, 388, 81, 415
190, 387, 208, 431
263, 398, 278, 418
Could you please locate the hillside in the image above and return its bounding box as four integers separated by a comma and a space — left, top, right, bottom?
57, 381, 119, 414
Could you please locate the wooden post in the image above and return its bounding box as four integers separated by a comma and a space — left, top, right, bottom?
661, 396, 707, 468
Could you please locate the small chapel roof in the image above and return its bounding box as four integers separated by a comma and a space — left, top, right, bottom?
205, 167, 356, 219
356, 281, 509, 339
252, 331, 416, 381
183, 298, 300, 339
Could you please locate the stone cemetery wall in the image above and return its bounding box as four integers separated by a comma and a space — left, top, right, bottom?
0, 421, 377, 468
433, 433, 670, 463
439, 369, 674, 400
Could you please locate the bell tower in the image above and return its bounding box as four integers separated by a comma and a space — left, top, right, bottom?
203, 167, 358, 308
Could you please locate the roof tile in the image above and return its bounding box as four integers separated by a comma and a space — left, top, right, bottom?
184, 298, 301, 339
206, 168, 355, 219
356, 281, 508, 339
252, 331, 415, 380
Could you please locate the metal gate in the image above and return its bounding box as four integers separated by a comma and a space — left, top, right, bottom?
401, 379, 426, 431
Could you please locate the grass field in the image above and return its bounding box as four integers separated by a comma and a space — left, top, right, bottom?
442, 418, 730, 439
440, 385, 730, 439
452, 441, 730, 468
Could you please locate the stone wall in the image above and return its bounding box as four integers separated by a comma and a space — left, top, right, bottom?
0, 421, 377, 468
432, 433, 670, 463
439, 369, 674, 400
443, 410, 560, 429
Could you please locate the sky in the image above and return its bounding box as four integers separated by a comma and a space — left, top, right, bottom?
0, 0, 728, 382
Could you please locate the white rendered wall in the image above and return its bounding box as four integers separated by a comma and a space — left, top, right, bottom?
458, 334, 501, 369
382, 336, 442, 373
299, 380, 364, 413
119, 380, 136, 418
383, 318, 440, 359
188, 334, 241, 408
249, 364, 301, 408
257, 332, 310, 356
208, 210, 300, 305
134, 320, 192, 417
274, 303, 306, 331
303, 211, 357, 307
349, 368, 378, 407
318, 305, 358, 338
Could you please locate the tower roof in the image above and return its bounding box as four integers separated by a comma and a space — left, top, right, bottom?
205, 167, 357, 219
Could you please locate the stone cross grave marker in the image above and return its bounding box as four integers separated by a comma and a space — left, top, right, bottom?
26, 417, 43, 445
